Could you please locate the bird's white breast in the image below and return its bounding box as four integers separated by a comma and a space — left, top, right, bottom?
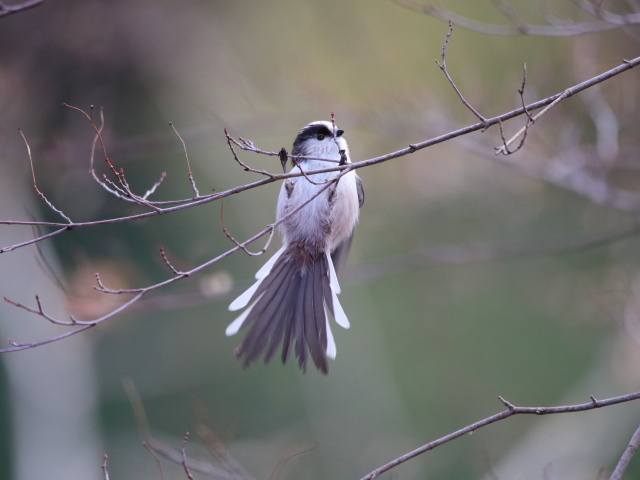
276, 160, 359, 252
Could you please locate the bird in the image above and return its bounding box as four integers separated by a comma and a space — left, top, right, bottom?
226, 120, 364, 373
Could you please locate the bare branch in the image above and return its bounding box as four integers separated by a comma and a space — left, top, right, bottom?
64, 103, 163, 211
19, 128, 72, 223
197, 424, 256, 480
496, 82, 569, 155
220, 201, 276, 257
267, 445, 315, 480
0, 160, 349, 352
1, 56, 640, 351
3, 295, 80, 326
2, 56, 638, 255
360, 391, 640, 480
146, 436, 245, 480
170, 122, 200, 197
495, 62, 536, 156
142, 171, 167, 200
394, 0, 640, 36
228, 130, 341, 164
102, 454, 109, 480
225, 128, 276, 178
143, 442, 166, 480
609, 421, 640, 480
181, 432, 195, 480
435, 21, 488, 125
159, 246, 185, 276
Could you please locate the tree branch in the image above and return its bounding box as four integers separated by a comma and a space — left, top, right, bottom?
394, 0, 640, 36
360, 392, 640, 480
609, 421, 640, 480
3, 55, 638, 255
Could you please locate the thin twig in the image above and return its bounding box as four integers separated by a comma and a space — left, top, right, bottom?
64, 103, 163, 211
394, 0, 640, 36
225, 128, 275, 178
291, 156, 335, 186
102, 454, 109, 480
496, 64, 536, 156
146, 436, 242, 480
268, 445, 315, 480
435, 21, 488, 126
19, 129, 72, 223
495, 87, 570, 155
197, 424, 255, 480
143, 172, 167, 200
227, 130, 341, 164
143, 442, 166, 480
181, 432, 194, 480
220, 200, 276, 256
170, 122, 200, 197
159, 246, 185, 276
3, 295, 81, 326
608, 421, 640, 480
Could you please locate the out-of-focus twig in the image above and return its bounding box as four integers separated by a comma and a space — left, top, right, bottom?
608, 421, 640, 480
0, 0, 45, 19
394, 0, 640, 36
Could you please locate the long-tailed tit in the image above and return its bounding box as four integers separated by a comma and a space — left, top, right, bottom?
226, 121, 364, 373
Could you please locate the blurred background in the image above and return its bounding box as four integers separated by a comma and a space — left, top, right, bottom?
1, 1, 640, 479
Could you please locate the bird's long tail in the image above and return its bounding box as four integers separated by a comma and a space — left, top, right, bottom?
226, 245, 350, 373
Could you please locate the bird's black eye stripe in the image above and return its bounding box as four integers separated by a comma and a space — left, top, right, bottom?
291, 123, 344, 155
293, 124, 337, 151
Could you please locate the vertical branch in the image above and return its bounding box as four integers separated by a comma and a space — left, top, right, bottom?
19, 128, 72, 223
170, 122, 200, 197
102, 454, 109, 480
181, 432, 194, 480
435, 21, 488, 126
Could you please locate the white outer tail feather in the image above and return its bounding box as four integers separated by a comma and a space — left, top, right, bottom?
225, 298, 258, 335
255, 246, 286, 279
227, 246, 286, 312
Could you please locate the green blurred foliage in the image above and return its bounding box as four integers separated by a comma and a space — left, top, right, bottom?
1, 1, 640, 479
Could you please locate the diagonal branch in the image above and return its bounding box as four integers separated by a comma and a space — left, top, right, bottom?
2, 56, 640, 350
360, 392, 640, 480
609, 421, 640, 480
2, 57, 639, 254
1, 162, 350, 352
394, 0, 640, 36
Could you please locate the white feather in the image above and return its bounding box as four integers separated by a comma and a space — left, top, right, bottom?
325, 316, 337, 358
225, 298, 258, 336
255, 246, 286, 279
326, 252, 342, 294
228, 277, 264, 311
330, 287, 350, 329
228, 247, 286, 311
